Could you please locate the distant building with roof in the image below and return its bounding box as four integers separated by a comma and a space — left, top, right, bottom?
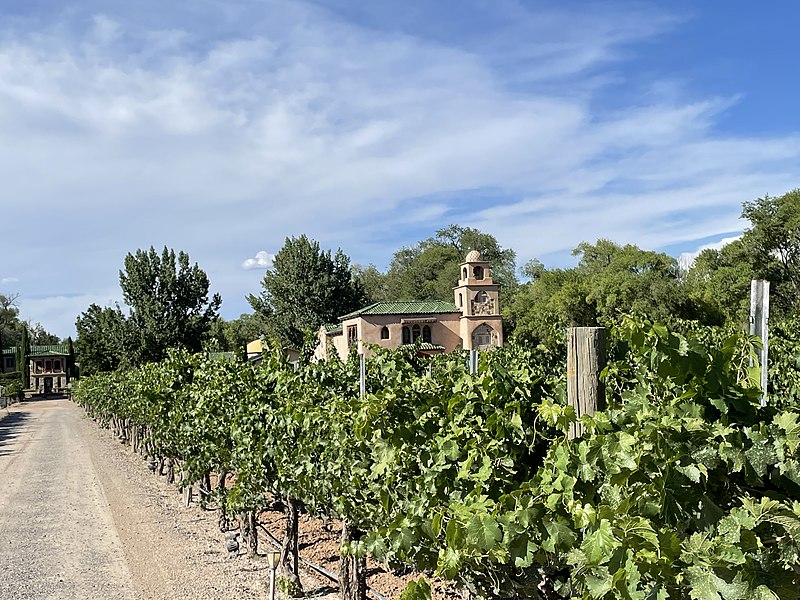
245, 338, 300, 367
1, 343, 76, 394
1, 348, 16, 373
28, 344, 71, 394
316, 250, 503, 360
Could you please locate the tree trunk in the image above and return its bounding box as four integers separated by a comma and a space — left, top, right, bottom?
238, 511, 258, 557
215, 472, 232, 531
340, 521, 366, 600
166, 458, 175, 484
200, 472, 212, 503
279, 497, 304, 596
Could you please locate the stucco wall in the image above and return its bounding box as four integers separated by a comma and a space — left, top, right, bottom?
321, 313, 462, 359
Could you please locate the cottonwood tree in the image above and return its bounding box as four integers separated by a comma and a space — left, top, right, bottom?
248, 235, 366, 348
741, 189, 800, 316
508, 240, 695, 343
385, 225, 517, 302
685, 189, 800, 324
28, 322, 60, 345
205, 313, 270, 354
75, 303, 126, 375
119, 246, 221, 366
0, 293, 22, 350
685, 239, 754, 325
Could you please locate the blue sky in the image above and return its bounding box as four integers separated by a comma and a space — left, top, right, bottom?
1, 0, 799, 338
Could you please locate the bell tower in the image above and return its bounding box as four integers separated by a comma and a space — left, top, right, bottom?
454, 250, 503, 350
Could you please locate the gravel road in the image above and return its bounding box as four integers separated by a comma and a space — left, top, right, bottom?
0, 398, 275, 600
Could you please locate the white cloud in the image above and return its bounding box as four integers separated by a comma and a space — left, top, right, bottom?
678, 235, 743, 271
241, 251, 275, 270
1, 277, 19, 285
0, 1, 797, 337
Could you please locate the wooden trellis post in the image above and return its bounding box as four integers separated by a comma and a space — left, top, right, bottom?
567, 327, 606, 439
749, 279, 770, 406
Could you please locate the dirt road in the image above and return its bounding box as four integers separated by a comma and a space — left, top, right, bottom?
0, 398, 270, 600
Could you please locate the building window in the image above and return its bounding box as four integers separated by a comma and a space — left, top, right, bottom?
462, 267, 467, 280
36, 361, 43, 373
402, 326, 411, 344
458, 293, 463, 307
380, 326, 389, 340
422, 325, 432, 343
473, 265, 484, 280
347, 325, 358, 347
45, 360, 52, 373
412, 324, 421, 342
54, 360, 61, 372
472, 324, 496, 349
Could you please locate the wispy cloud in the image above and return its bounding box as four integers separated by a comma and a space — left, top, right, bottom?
1, 277, 19, 285
1, 1, 798, 336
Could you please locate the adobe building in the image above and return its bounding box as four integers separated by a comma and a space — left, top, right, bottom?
316, 250, 503, 360
246, 338, 301, 367
28, 344, 70, 394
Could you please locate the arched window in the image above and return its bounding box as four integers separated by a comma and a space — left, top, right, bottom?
462, 267, 468, 280
475, 290, 488, 303
422, 325, 432, 343
402, 326, 411, 344
412, 324, 421, 342
473, 265, 484, 280
458, 293, 463, 307
380, 326, 389, 340
472, 324, 496, 349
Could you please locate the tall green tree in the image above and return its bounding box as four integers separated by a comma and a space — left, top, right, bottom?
28, 322, 60, 345
740, 189, 800, 316
0, 293, 23, 351
385, 225, 517, 302
686, 189, 800, 324
119, 246, 221, 365
205, 313, 269, 354
685, 238, 753, 325
248, 235, 366, 347
16, 326, 30, 387
75, 303, 126, 375
575, 239, 691, 322
66, 337, 76, 382
351, 264, 390, 304
508, 240, 694, 343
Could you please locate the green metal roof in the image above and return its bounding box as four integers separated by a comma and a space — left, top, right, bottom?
28, 344, 70, 357
324, 323, 343, 334
4, 344, 71, 356
340, 301, 460, 321
401, 343, 446, 351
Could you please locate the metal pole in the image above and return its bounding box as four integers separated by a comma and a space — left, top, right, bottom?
359, 353, 366, 397
749, 279, 770, 406
468, 349, 479, 374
